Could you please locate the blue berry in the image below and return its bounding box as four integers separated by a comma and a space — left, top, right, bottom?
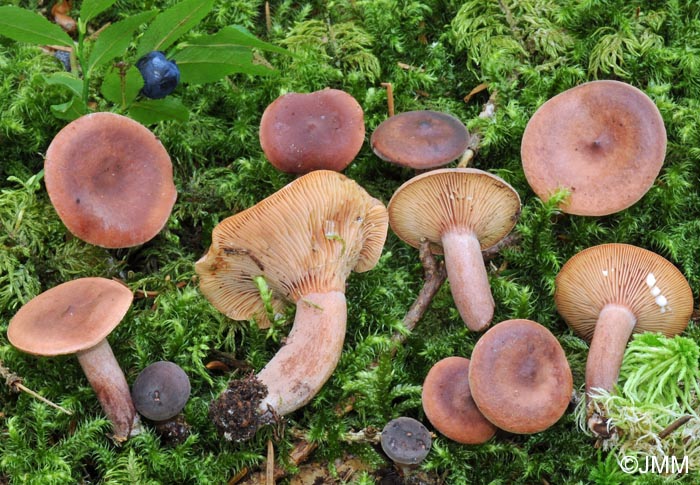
136, 51, 180, 99
54, 50, 71, 72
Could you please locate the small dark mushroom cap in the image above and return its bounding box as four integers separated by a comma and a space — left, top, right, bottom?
521, 80, 666, 216
7, 277, 133, 356
195, 170, 388, 327
555, 243, 693, 341
422, 356, 496, 444
469, 319, 573, 434
45, 112, 177, 248
388, 168, 520, 255
259, 88, 365, 173
132, 361, 191, 422
380, 417, 432, 467
371, 110, 469, 169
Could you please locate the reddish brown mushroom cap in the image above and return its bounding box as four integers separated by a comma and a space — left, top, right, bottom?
388, 168, 520, 255
44, 112, 177, 248
469, 319, 573, 434
422, 356, 497, 444
259, 88, 365, 173
8, 277, 133, 356
555, 244, 693, 341
521, 80, 666, 216
371, 110, 469, 169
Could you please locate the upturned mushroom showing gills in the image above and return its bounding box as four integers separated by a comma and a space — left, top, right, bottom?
259, 88, 365, 173
555, 244, 693, 401
371, 110, 470, 170
521, 80, 666, 216
468, 319, 573, 434
44, 112, 177, 248
7, 277, 140, 442
388, 168, 520, 331
196, 170, 388, 441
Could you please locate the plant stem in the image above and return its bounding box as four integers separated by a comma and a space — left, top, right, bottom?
0, 361, 72, 415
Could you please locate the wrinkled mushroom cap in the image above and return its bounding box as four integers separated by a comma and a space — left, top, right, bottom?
259, 88, 365, 173
45, 112, 177, 248
422, 356, 496, 444
555, 243, 693, 341
469, 319, 573, 434
195, 170, 388, 327
521, 80, 666, 216
132, 361, 191, 421
388, 168, 521, 255
380, 417, 432, 466
8, 277, 133, 356
371, 110, 469, 169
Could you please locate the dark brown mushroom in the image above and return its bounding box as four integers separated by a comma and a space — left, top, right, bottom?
7, 277, 141, 442
521, 80, 666, 216
132, 361, 190, 422
380, 417, 432, 475
44, 112, 177, 248
259, 88, 365, 173
371, 110, 469, 169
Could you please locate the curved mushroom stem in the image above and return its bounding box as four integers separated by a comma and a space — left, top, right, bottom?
441, 230, 494, 331
586, 303, 637, 396
76, 339, 141, 442
258, 291, 347, 418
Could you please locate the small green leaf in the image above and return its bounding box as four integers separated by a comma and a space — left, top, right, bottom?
186, 25, 288, 55
87, 11, 157, 73
136, 0, 215, 58
101, 66, 144, 107
172, 45, 275, 84
79, 0, 117, 24
50, 97, 87, 121
0, 6, 73, 47
128, 98, 190, 125
44, 72, 84, 98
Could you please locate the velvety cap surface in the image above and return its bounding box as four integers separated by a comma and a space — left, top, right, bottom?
8, 277, 133, 356
195, 170, 388, 327
521, 80, 666, 216
45, 112, 177, 248
388, 168, 520, 255
259, 88, 365, 173
555, 243, 693, 341
422, 356, 496, 444
371, 110, 469, 169
469, 319, 573, 434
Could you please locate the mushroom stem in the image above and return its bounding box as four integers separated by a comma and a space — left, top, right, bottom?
258, 291, 347, 418
76, 339, 141, 442
441, 230, 494, 331
586, 303, 637, 396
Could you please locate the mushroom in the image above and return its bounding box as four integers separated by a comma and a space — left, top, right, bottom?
44, 112, 177, 248
371, 110, 470, 170
521, 80, 666, 216
259, 88, 365, 173
388, 168, 521, 331
7, 277, 140, 442
421, 356, 496, 444
380, 417, 432, 476
555, 244, 693, 400
196, 170, 388, 440
468, 319, 573, 434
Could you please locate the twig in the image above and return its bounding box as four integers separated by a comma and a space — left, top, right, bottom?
265, 2, 271, 35
380, 82, 395, 117
266, 440, 275, 485
0, 362, 72, 415
659, 415, 693, 440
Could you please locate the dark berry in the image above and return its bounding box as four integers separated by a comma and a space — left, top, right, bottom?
136, 51, 180, 99
54, 50, 71, 72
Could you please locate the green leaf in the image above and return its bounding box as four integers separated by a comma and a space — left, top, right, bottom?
101, 66, 144, 108
136, 0, 215, 58
50, 97, 87, 121
185, 25, 288, 55
0, 6, 73, 47
44, 72, 83, 98
128, 98, 190, 124
79, 0, 117, 24
87, 11, 157, 73
172, 45, 275, 84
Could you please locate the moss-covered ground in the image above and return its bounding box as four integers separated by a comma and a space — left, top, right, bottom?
2, 0, 700, 483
